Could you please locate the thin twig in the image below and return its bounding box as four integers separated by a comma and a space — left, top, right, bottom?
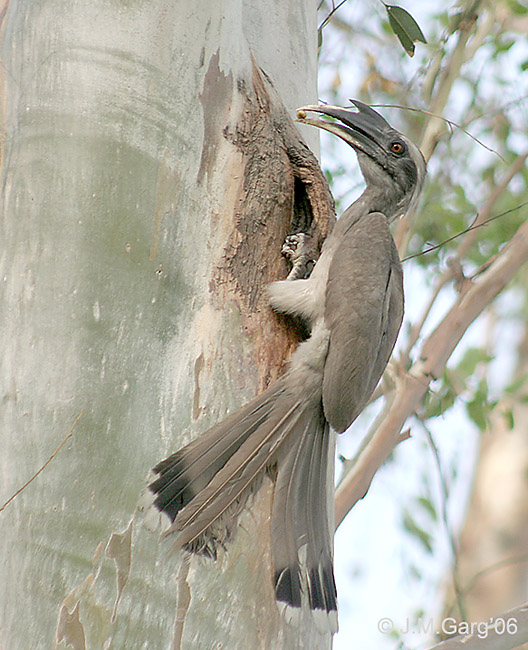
403, 200, 528, 262
419, 417, 467, 622
455, 152, 528, 260
460, 554, 528, 604
442, 553, 528, 619
373, 103, 505, 161
395, 8, 482, 253
0, 410, 84, 513
460, 93, 528, 132
318, 0, 350, 32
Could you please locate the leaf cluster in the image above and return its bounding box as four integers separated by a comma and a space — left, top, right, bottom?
421, 348, 496, 431
402, 498, 437, 555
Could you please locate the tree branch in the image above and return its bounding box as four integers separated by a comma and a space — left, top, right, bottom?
335, 218, 528, 528
455, 151, 528, 260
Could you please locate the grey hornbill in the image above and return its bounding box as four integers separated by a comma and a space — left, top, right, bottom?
141, 101, 426, 631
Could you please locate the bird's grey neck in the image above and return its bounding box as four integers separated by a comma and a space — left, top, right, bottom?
338, 185, 406, 229
362, 183, 409, 221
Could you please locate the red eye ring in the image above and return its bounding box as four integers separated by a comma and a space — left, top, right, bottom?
391, 142, 404, 154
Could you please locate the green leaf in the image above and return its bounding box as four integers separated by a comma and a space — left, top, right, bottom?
503, 407, 515, 430
457, 347, 493, 379
504, 373, 528, 395
467, 399, 486, 429
403, 512, 433, 553
385, 4, 427, 57
423, 386, 456, 418
491, 36, 515, 56
421, 369, 462, 419
417, 496, 438, 522
512, 0, 528, 15
466, 379, 495, 431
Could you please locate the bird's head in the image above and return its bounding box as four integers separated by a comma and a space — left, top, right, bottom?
296, 100, 426, 221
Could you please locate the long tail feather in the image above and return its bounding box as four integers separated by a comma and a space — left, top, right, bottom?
141, 360, 337, 629
174, 399, 303, 546
272, 405, 338, 633
149, 384, 282, 522
142, 377, 305, 554
145, 380, 284, 517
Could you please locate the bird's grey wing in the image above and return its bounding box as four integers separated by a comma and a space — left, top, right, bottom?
322, 211, 403, 433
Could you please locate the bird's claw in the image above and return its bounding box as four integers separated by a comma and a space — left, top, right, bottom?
282, 233, 316, 280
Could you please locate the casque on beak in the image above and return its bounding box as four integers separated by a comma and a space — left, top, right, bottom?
295, 100, 390, 157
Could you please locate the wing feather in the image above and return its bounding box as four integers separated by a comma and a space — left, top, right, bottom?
322, 212, 403, 433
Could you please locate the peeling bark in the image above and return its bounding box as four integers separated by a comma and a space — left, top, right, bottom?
56, 602, 87, 650
106, 522, 133, 622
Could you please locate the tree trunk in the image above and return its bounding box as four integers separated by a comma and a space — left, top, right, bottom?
0, 1, 334, 648
448, 322, 528, 623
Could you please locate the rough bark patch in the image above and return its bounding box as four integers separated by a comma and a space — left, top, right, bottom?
213, 60, 335, 388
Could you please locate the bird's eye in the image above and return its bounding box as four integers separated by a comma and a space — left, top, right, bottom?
390, 141, 405, 155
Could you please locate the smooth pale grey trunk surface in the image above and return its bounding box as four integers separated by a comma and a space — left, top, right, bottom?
0, 1, 330, 649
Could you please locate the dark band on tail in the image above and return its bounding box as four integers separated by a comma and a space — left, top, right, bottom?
275, 566, 303, 609
143, 378, 337, 629
150, 452, 196, 522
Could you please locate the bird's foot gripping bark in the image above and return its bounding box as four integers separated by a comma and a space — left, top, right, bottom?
282, 234, 317, 280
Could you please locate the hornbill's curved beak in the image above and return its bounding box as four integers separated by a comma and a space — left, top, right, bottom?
295, 100, 390, 156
